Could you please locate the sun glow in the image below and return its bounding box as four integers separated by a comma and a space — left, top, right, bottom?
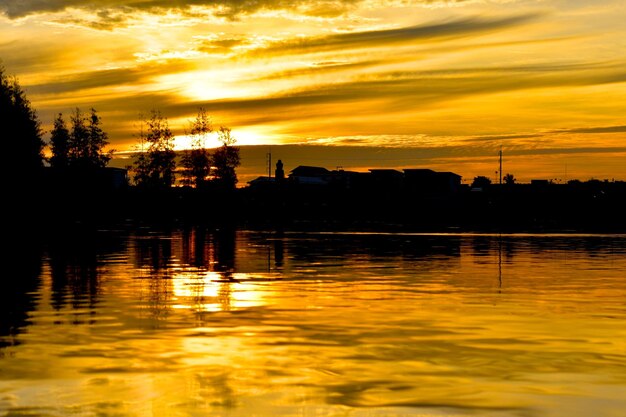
172, 126, 279, 151
230, 126, 279, 146
173, 133, 223, 151
156, 70, 254, 101
172, 271, 269, 312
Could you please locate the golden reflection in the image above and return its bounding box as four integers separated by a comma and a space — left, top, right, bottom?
3, 232, 626, 416
172, 271, 270, 312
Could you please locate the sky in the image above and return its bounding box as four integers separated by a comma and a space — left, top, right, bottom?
1, 0, 626, 183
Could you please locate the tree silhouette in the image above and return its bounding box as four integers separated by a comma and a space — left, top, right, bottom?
1, 65, 44, 178
211, 126, 240, 190
86, 108, 112, 167
49, 113, 71, 169
181, 108, 212, 188
471, 176, 492, 189
133, 110, 176, 188
68, 108, 87, 166
132, 150, 150, 187
68, 108, 111, 169
503, 173, 516, 185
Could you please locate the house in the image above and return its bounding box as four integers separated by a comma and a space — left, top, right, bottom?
369, 169, 403, 190
289, 166, 331, 185
103, 167, 129, 190
404, 169, 461, 194
531, 179, 551, 187
435, 171, 462, 193
329, 169, 370, 191
248, 176, 276, 188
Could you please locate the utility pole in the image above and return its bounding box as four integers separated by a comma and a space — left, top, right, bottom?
267, 148, 272, 178
499, 146, 503, 185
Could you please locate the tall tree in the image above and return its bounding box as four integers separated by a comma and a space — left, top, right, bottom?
49, 113, 70, 169
211, 126, 240, 190
133, 110, 176, 188
68, 108, 88, 166
0, 65, 44, 178
68, 108, 111, 169
132, 150, 151, 188
86, 108, 111, 168
181, 108, 212, 188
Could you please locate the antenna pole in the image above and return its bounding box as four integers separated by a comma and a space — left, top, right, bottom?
499, 147, 503, 185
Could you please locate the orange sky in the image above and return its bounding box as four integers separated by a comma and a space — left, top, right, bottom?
1, 0, 626, 183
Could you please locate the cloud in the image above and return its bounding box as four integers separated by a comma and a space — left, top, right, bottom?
0, 0, 363, 20
250, 38, 583, 82
250, 14, 542, 55
464, 134, 545, 143
551, 125, 626, 134
194, 36, 251, 54
51, 8, 133, 30
0, 1, 540, 29
178, 62, 626, 118
29, 52, 626, 144
390, 61, 617, 77
26, 61, 193, 95
504, 146, 626, 156
255, 59, 385, 80
51, 58, 617, 138
0, 40, 71, 73
51, 57, 626, 131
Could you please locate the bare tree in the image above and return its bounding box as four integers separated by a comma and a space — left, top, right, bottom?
133, 110, 176, 188
211, 126, 240, 190
181, 108, 212, 188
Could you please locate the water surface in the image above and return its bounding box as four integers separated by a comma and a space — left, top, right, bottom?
2, 230, 626, 417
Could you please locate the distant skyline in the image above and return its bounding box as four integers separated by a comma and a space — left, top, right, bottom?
2, 0, 626, 182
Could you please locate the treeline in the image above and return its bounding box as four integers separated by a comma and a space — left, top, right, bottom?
2, 65, 44, 180
132, 108, 240, 190
1, 65, 240, 191
48, 108, 111, 170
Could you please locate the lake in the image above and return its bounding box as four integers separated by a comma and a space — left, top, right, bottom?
2, 229, 626, 417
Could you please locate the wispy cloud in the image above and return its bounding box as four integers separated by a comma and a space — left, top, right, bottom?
55, 58, 625, 141
0, 40, 74, 73
551, 125, 626, 134
254, 59, 385, 80
249, 14, 542, 55
27, 61, 193, 95
463, 134, 545, 143
195, 35, 251, 54
175, 62, 626, 118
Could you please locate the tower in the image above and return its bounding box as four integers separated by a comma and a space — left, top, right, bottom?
275, 159, 284, 181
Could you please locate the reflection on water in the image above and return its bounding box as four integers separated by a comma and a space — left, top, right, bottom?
0, 237, 41, 350
2, 230, 626, 416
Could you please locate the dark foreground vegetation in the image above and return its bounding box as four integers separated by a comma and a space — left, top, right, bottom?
10, 176, 625, 234
4, 64, 626, 234
242, 179, 626, 233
